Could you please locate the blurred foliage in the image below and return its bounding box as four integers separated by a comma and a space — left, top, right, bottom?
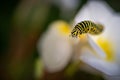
0, 0, 19, 56
67, 70, 104, 80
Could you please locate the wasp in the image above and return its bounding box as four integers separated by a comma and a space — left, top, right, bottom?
71, 20, 104, 38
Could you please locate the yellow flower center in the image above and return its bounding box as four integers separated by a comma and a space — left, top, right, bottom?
78, 34, 88, 40
96, 37, 115, 61
57, 21, 71, 35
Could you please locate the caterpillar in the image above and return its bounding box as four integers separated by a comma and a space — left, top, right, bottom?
70, 20, 104, 38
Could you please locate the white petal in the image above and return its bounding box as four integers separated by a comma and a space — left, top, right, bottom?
80, 46, 120, 76
37, 21, 73, 72
103, 15, 120, 65
74, 0, 114, 24
88, 36, 106, 58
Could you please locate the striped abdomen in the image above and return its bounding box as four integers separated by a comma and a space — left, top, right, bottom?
71, 20, 104, 38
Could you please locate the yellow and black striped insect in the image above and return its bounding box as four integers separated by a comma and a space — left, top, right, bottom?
70, 20, 104, 38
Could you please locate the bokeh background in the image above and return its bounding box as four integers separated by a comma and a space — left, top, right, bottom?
0, 0, 120, 80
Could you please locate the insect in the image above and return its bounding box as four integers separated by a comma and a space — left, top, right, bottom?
70, 20, 104, 38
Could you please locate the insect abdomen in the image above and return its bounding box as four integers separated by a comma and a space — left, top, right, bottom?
71, 20, 104, 38
75, 21, 90, 34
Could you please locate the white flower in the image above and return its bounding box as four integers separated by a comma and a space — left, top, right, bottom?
74, 0, 120, 79
37, 21, 73, 72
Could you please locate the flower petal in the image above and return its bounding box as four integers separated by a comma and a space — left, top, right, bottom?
74, 0, 114, 25
80, 46, 120, 76
37, 21, 73, 72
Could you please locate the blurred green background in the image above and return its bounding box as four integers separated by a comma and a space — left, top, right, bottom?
0, 0, 120, 80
